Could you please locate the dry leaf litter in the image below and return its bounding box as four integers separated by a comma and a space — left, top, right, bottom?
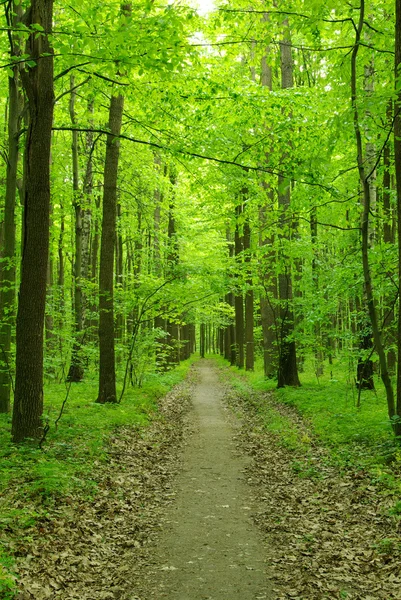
223, 382, 401, 600
9, 377, 194, 600
4, 365, 401, 600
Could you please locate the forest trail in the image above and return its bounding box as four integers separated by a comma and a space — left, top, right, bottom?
146, 360, 269, 599
14, 361, 401, 600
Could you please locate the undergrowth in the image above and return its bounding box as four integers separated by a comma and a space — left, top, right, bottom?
213, 353, 401, 491
0, 357, 195, 596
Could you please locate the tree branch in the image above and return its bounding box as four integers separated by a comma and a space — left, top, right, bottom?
52, 126, 334, 192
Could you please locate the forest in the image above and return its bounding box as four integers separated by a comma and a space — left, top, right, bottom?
1, 0, 401, 598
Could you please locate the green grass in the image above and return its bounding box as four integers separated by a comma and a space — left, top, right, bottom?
213, 353, 401, 485
0, 547, 17, 600
0, 357, 195, 594
212, 354, 310, 453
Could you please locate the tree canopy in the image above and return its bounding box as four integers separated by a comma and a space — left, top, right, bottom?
0, 0, 401, 440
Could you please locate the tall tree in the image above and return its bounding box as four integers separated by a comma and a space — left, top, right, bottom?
259, 38, 278, 378
234, 202, 245, 368
243, 205, 254, 371
394, 0, 401, 436
67, 83, 93, 382
165, 170, 180, 367
0, 1, 23, 413
96, 93, 124, 404
12, 0, 54, 442
277, 18, 300, 388
351, 0, 396, 431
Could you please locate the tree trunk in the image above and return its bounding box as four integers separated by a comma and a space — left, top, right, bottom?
67, 80, 93, 382
96, 94, 124, 404
382, 99, 397, 373
234, 203, 244, 368
224, 292, 232, 361
89, 191, 101, 338
12, 0, 54, 442
200, 323, 206, 358
277, 19, 300, 388
243, 211, 254, 371
45, 245, 55, 349
0, 5, 23, 412
153, 159, 167, 367
115, 202, 124, 341
57, 198, 65, 317
355, 34, 377, 391
165, 174, 180, 367
153, 153, 163, 276
394, 0, 401, 435
383, 100, 394, 245
310, 207, 324, 377
259, 196, 278, 377
225, 231, 236, 365
352, 0, 396, 430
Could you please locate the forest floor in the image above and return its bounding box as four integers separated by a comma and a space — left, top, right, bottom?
13, 360, 401, 600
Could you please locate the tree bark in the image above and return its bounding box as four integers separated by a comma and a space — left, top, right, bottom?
277, 19, 300, 388
67, 82, 93, 381
352, 0, 396, 430
165, 172, 180, 367
115, 202, 124, 341
0, 3, 23, 412
96, 94, 124, 404
259, 44, 278, 378
234, 203, 244, 368
243, 211, 254, 371
355, 33, 377, 390
200, 323, 205, 358
383, 100, 394, 245
394, 0, 401, 435
310, 207, 324, 377
382, 98, 397, 373
12, 0, 54, 442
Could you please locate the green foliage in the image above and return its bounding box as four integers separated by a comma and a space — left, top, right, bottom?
0, 547, 17, 600
273, 356, 396, 466
374, 537, 401, 556
388, 500, 401, 516
217, 354, 401, 491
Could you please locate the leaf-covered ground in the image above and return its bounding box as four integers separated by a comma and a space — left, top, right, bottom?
12, 378, 194, 600
8, 363, 401, 599
223, 382, 401, 599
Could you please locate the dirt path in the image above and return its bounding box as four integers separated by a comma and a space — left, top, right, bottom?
147, 361, 269, 599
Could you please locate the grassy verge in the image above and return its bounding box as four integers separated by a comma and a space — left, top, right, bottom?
213, 353, 401, 489
0, 357, 196, 597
